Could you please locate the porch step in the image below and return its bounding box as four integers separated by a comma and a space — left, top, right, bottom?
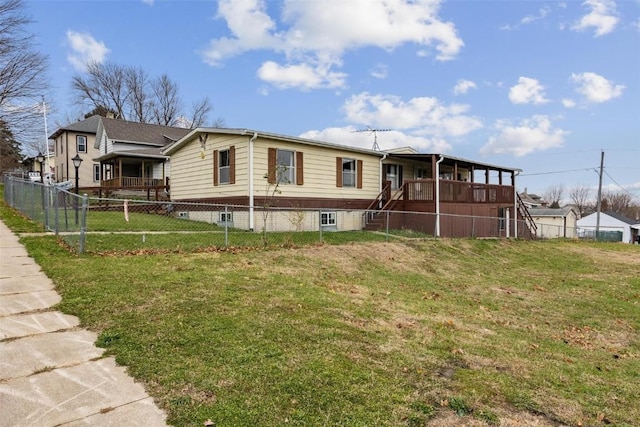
364, 215, 385, 231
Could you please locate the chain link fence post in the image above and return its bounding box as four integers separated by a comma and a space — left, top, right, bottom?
79, 194, 89, 254
319, 209, 323, 243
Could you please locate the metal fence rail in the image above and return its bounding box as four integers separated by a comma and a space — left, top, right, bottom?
5, 176, 543, 254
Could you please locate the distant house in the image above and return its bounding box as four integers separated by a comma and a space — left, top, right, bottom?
93, 117, 190, 191
529, 207, 578, 239
577, 211, 640, 243
50, 115, 101, 188
518, 189, 544, 209
163, 128, 535, 238
50, 116, 191, 196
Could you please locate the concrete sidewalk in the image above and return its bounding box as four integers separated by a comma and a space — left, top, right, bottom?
0, 220, 169, 426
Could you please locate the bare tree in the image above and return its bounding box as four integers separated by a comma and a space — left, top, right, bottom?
0, 0, 49, 145
72, 61, 220, 127
601, 190, 632, 214
542, 183, 565, 208
150, 74, 180, 126
72, 62, 129, 119
568, 184, 592, 217
188, 97, 212, 128
125, 66, 151, 123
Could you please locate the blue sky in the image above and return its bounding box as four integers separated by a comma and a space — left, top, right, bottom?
27, 0, 639, 201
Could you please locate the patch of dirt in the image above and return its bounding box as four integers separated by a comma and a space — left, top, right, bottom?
426, 409, 565, 426
564, 245, 639, 266
558, 324, 633, 353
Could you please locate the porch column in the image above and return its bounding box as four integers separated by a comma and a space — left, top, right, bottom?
485, 169, 490, 184
498, 171, 503, 185
470, 166, 475, 183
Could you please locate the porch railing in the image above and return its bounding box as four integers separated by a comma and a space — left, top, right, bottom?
101, 177, 165, 188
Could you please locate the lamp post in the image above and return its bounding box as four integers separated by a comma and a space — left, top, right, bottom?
36, 152, 44, 183
72, 153, 83, 224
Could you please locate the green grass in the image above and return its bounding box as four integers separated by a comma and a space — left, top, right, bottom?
2, 200, 639, 426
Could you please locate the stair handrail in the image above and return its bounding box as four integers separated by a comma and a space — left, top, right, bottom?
516, 193, 537, 237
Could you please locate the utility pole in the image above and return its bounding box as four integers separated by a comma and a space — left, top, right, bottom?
595, 150, 604, 240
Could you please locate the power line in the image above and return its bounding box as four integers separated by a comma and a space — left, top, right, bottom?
520, 167, 597, 177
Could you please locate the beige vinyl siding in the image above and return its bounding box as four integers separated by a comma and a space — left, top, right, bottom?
169, 132, 382, 201
169, 133, 249, 200
252, 137, 380, 199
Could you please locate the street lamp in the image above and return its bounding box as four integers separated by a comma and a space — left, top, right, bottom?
36, 152, 44, 183
72, 153, 83, 224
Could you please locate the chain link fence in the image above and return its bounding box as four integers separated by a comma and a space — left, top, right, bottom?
5, 176, 543, 254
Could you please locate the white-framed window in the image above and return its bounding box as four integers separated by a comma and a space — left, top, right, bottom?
93, 164, 100, 182
321, 211, 337, 227
76, 135, 87, 153
415, 167, 428, 179
219, 149, 230, 184
277, 149, 295, 184
342, 158, 356, 187
220, 211, 233, 223
386, 164, 400, 189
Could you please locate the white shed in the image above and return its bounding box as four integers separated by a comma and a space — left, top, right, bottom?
576, 211, 640, 243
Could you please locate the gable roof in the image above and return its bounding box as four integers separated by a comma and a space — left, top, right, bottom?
601, 211, 638, 225
529, 207, 576, 217
163, 128, 386, 157
99, 117, 191, 147
49, 115, 101, 139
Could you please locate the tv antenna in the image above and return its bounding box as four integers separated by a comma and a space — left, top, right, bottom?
352, 126, 392, 151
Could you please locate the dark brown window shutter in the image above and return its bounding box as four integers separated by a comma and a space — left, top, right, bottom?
357, 159, 363, 189
229, 146, 236, 185
296, 151, 304, 185
213, 149, 219, 186
336, 157, 342, 187
268, 148, 276, 184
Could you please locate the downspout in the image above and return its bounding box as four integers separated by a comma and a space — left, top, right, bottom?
435, 155, 444, 237
379, 153, 388, 208
513, 170, 520, 238
248, 132, 257, 231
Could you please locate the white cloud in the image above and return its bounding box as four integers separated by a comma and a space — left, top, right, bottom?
202, 0, 464, 90
570, 72, 624, 103
562, 98, 577, 108
501, 5, 552, 30
66, 30, 109, 72
257, 61, 346, 90
299, 127, 452, 153
480, 115, 568, 157
509, 77, 549, 105
343, 92, 482, 137
142, 0, 154, 5
453, 79, 477, 95
521, 6, 551, 24
571, 0, 618, 36
370, 64, 388, 80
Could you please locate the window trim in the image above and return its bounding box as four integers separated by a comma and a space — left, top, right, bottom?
76, 135, 87, 153
93, 163, 100, 182
320, 211, 337, 227
219, 149, 230, 184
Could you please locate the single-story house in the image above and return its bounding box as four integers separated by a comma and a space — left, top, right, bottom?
528, 207, 578, 239
577, 211, 640, 243
163, 128, 534, 238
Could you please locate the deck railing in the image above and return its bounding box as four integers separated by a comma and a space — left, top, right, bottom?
404, 179, 514, 204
